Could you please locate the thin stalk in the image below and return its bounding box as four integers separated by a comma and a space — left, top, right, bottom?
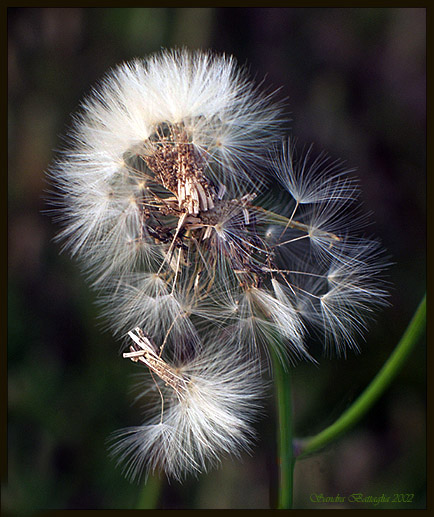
296, 293, 426, 459
271, 350, 295, 509
254, 205, 341, 242
136, 474, 162, 509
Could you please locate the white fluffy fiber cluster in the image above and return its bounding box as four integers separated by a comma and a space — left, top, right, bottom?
49, 48, 388, 482
50, 49, 283, 256
109, 339, 263, 482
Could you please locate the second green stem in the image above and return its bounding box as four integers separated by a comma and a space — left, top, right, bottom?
271, 351, 295, 509
296, 294, 426, 459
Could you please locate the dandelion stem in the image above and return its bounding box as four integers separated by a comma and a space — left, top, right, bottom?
271, 350, 295, 509
136, 474, 162, 509
295, 293, 426, 459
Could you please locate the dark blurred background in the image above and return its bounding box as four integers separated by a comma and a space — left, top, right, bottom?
6, 7, 426, 510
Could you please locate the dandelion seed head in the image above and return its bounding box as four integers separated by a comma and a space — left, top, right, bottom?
48, 48, 390, 484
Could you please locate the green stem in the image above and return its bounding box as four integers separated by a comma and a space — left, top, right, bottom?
271, 350, 295, 509
296, 294, 426, 459
136, 474, 162, 509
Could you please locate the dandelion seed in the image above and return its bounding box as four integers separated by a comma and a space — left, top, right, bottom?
272, 139, 358, 205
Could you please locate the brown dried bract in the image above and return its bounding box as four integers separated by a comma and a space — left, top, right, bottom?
123, 328, 189, 396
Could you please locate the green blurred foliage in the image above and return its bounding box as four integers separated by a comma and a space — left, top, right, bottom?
6, 7, 426, 510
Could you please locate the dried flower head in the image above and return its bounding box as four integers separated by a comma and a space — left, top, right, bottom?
48, 48, 389, 484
